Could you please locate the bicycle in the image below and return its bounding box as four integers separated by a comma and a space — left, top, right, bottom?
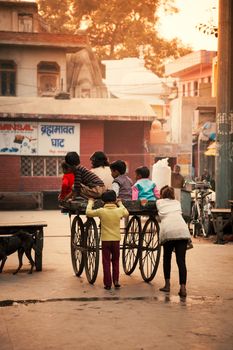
191, 182, 213, 238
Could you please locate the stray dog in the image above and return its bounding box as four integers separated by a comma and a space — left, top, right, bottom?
0, 230, 36, 274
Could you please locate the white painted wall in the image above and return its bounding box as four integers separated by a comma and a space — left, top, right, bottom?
170, 98, 182, 143
0, 47, 67, 96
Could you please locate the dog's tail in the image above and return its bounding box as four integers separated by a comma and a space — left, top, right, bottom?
31, 233, 38, 253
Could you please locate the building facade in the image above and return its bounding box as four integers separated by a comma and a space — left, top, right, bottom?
0, 1, 156, 203
164, 50, 217, 178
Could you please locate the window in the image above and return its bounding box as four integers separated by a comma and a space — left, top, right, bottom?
187, 82, 191, 96
182, 84, 186, 97
194, 81, 198, 96
37, 62, 60, 96
18, 14, 33, 32
0, 61, 16, 96
21, 156, 63, 176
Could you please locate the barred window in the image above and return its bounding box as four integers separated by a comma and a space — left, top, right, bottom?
21, 156, 64, 176
46, 157, 57, 176
21, 157, 32, 176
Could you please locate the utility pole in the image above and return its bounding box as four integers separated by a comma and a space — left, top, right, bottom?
215, 0, 233, 208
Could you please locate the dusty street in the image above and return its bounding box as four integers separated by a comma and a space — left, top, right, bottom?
0, 210, 233, 350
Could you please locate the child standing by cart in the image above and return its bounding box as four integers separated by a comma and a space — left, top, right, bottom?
156, 186, 191, 297
86, 190, 129, 290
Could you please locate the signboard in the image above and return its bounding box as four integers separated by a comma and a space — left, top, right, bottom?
0, 122, 38, 155
38, 122, 79, 156
0, 122, 79, 156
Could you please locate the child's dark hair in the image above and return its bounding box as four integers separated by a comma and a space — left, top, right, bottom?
135, 166, 150, 179
65, 152, 80, 166
61, 161, 72, 172
90, 151, 109, 168
110, 160, 126, 175
101, 190, 117, 203
160, 186, 175, 200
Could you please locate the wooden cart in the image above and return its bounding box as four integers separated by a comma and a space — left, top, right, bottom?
60, 199, 161, 284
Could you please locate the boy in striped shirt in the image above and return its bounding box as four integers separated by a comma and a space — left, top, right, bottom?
65, 152, 106, 199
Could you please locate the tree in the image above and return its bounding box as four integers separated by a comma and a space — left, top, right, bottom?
37, 0, 192, 76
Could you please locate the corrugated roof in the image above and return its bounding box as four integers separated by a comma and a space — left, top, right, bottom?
0, 97, 156, 121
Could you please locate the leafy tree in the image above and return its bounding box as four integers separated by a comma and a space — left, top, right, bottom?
37, 0, 192, 76
38, 0, 73, 33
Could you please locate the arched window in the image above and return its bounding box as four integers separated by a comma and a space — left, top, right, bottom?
37, 62, 60, 96
0, 61, 16, 96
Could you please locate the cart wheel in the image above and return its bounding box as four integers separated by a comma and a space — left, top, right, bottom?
122, 215, 142, 275
139, 217, 161, 282
71, 216, 85, 276
84, 218, 99, 284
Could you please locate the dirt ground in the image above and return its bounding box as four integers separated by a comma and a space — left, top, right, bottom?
0, 210, 233, 350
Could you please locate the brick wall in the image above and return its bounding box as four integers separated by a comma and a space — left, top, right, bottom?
104, 120, 151, 179
0, 120, 151, 192
80, 120, 104, 167
0, 156, 21, 191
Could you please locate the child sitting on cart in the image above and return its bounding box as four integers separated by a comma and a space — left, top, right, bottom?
110, 160, 133, 200
58, 162, 75, 201
65, 152, 106, 199
86, 190, 129, 290
132, 166, 160, 203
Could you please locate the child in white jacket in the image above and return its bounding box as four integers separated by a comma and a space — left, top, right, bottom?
156, 186, 191, 297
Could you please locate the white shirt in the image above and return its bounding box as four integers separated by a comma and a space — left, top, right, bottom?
156, 198, 191, 244
90, 166, 113, 190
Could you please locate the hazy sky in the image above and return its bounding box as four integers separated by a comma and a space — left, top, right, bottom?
158, 0, 218, 51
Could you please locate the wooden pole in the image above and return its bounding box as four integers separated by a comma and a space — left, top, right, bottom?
215, 0, 233, 208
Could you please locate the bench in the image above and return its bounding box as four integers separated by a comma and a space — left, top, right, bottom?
211, 208, 232, 244
0, 221, 47, 271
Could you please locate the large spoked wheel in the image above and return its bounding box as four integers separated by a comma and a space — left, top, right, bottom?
122, 215, 142, 275
84, 218, 100, 284
71, 216, 85, 276
139, 217, 161, 282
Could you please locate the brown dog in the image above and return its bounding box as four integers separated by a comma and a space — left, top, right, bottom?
0, 230, 36, 274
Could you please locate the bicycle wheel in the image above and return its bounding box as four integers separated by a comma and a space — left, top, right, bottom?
84, 218, 100, 284
139, 217, 161, 283
71, 216, 85, 276
191, 203, 200, 238
122, 215, 142, 275
201, 212, 210, 237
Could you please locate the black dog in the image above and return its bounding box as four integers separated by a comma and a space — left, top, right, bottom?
0, 230, 36, 274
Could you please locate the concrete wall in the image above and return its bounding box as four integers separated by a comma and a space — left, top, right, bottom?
0, 7, 13, 31
0, 47, 67, 96
0, 2, 39, 32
